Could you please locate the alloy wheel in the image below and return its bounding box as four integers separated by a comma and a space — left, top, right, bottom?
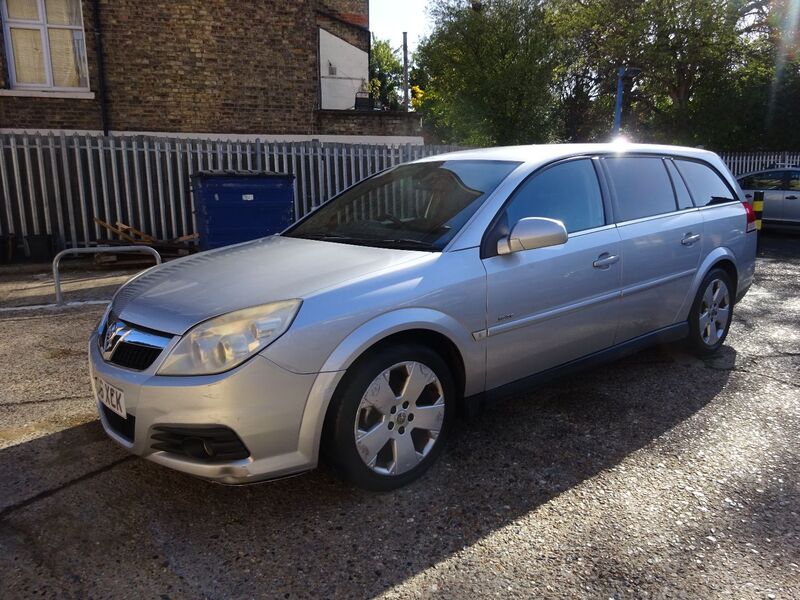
353, 361, 445, 476
699, 278, 731, 346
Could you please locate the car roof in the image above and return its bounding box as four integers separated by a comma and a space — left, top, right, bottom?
414, 142, 719, 169
736, 167, 798, 179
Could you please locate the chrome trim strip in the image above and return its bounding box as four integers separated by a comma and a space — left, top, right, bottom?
566, 223, 618, 238
487, 289, 621, 337
123, 328, 173, 350
615, 208, 700, 228
697, 201, 740, 211
621, 268, 697, 297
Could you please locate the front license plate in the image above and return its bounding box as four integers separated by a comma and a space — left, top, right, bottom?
96, 378, 126, 418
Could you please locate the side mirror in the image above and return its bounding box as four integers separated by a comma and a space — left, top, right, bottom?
497, 217, 568, 255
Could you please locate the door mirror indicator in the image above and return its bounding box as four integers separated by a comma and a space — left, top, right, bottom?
497, 217, 568, 255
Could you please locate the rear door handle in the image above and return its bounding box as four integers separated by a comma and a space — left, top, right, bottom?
787, 195, 798, 200
745, 194, 752, 199
593, 253, 619, 269
681, 233, 701, 246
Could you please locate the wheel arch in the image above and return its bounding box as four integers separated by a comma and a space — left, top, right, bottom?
296, 308, 482, 465
709, 258, 738, 301
676, 247, 740, 322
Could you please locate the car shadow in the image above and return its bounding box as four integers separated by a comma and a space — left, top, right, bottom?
0, 343, 737, 597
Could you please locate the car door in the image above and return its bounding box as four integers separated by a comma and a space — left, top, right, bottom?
603, 156, 704, 344
481, 158, 622, 390
738, 170, 786, 223
785, 170, 800, 224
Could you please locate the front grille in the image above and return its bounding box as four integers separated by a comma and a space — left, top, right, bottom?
110, 342, 162, 370
151, 425, 250, 462
100, 404, 136, 442
99, 311, 172, 372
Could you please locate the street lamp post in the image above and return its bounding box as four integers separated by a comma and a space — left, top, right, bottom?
612, 66, 641, 136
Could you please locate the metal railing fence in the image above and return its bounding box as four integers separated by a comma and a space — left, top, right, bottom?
0, 133, 462, 249
718, 151, 800, 176
0, 133, 796, 251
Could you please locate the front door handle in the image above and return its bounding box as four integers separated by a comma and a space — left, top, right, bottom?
787, 195, 798, 200
681, 233, 701, 246
593, 253, 619, 269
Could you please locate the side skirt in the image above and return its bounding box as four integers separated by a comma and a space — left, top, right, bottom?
463, 321, 690, 417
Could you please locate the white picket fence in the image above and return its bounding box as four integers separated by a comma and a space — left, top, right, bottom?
0, 133, 462, 250
718, 151, 800, 176
0, 133, 796, 253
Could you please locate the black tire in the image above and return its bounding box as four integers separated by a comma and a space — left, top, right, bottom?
322, 343, 456, 491
687, 268, 734, 356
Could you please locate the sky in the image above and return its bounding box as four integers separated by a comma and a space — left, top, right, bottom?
369, 0, 432, 55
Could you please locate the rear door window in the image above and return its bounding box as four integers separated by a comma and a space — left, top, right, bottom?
503, 159, 605, 234
604, 157, 677, 222
675, 160, 737, 207
738, 170, 785, 190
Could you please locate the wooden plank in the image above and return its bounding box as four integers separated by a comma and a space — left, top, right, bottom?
94, 217, 136, 242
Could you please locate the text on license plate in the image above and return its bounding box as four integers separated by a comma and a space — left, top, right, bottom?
96, 378, 126, 418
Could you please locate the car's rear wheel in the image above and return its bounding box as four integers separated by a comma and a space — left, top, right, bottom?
323, 343, 455, 491
687, 268, 734, 356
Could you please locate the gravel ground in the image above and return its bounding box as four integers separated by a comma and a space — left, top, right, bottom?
0, 234, 798, 599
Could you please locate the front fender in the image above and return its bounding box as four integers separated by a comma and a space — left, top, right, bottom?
295, 307, 485, 466
320, 307, 483, 393
674, 246, 738, 322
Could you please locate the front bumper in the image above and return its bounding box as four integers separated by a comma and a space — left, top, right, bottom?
89, 332, 324, 484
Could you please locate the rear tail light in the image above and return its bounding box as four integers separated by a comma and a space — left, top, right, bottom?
743, 201, 757, 233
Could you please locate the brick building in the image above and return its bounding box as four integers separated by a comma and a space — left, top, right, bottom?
0, 0, 422, 141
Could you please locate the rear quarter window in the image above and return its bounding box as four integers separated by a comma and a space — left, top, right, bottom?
604, 157, 677, 222
676, 160, 736, 207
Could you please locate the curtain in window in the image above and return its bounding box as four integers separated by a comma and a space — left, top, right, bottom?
45, 0, 81, 25
10, 28, 47, 84
6, 0, 39, 20
48, 28, 87, 87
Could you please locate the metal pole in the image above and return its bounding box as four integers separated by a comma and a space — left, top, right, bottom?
92, 0, 111, 135
52, 245, 161, 305
612, 67, 625, 136
402, 32, 409, 112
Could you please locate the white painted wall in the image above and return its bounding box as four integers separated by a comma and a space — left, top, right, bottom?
319, 28, 368, 110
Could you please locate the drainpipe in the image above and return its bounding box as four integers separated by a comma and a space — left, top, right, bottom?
92, 0, 110, 135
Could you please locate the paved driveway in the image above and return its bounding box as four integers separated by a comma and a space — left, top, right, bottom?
0, 234, 798, 598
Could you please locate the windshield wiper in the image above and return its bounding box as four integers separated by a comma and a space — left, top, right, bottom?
290, 232, 439, 251
368, 238, 439, 251
290, 232, 361, 242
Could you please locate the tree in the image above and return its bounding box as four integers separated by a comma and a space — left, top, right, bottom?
413, 0, 557, 145
370, 38, 404, 110
414, 0, 800, 149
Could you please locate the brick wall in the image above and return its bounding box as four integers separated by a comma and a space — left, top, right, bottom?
0, 0, 417, 139
314, 110, 422, 137
320, 0, 369, 28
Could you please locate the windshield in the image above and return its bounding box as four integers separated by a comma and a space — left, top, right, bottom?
284, 159, 520, 251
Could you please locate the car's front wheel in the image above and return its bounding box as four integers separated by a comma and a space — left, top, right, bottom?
323, 343, 455, 491
687, 268, 734, 356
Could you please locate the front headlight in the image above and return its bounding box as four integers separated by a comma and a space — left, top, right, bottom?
157, 300, 302, 376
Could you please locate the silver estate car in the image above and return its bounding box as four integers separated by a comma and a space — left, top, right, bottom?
737, 168, 800, 227
90, 143, 757, 490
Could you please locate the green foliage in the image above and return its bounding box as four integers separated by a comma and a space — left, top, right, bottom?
370, 38, 404, 110
414, 0, 800, 149
413, 0, 557, 145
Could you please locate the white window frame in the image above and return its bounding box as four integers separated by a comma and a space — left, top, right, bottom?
1, 0, 90, 92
